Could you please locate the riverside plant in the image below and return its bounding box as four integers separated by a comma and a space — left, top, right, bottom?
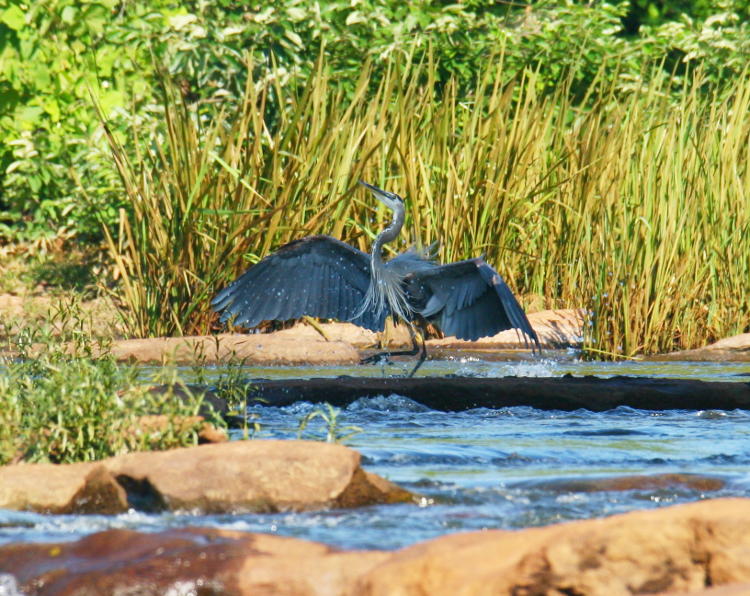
297, 403, 363, 445
0, 301, 225, 465
189, 345, 261, 440
100, 56, 750, 358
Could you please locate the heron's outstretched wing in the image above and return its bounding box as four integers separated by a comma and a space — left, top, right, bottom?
212, 235, 386, 332
406, 257, 540, 348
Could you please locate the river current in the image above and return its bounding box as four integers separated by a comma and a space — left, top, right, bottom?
1, 355, 749, 549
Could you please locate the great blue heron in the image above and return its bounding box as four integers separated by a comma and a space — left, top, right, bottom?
212, 181, 540, 375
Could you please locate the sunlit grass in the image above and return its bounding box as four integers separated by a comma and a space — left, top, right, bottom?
100, 56, 750, 357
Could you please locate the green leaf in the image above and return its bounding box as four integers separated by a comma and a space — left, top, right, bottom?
1, 5, 25, 31
61, 5, 77, 25
99, 89, 124, 114
32, 63, 51, 89
17, 105, 43, 127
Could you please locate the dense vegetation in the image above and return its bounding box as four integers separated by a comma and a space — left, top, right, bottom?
0, 301, 226, 465
1, 0, 749, 356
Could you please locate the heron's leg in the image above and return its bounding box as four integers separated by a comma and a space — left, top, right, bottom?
360, 324, 421, 365
406, 328, 427, 378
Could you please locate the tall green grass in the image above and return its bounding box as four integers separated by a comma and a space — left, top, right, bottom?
100, 57, 750, 356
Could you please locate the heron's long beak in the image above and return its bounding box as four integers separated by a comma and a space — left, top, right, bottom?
358, 180, 400, 205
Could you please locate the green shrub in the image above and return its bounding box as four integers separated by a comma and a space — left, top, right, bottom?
0, 301, 225, 464
0, 0, 151, 244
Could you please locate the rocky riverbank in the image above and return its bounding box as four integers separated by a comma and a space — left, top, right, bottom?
2, 498, 750, 595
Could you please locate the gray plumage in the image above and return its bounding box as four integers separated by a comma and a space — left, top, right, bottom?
212, 181, 540, 352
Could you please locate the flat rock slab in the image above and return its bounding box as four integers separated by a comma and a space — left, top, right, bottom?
654, 332, 750, 362
248, 375, 750, 412
0, 440, 413, 515
429, 308, 584, 349
3, 498, 750, 595
111, 334, 360, 365
103, 309, 582, 366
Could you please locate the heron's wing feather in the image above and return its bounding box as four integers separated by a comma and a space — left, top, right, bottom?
408, 258, 539, 346
385, 246, 437, 276
211, 235, 386, 332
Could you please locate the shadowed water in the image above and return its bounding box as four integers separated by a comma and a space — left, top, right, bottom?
1, 355, 749, 549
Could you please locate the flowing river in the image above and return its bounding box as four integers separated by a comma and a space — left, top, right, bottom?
1, 355, 749, 549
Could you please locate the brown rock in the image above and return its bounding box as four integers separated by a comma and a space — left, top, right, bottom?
655, 333, 750, 362
274, 321, 380, 347
0, 463, 127, 514
110, 333, 359, 365
274, 319, 416, 349
0, 440, 414, 515
3, 499, 750, 595
104, 440, 414, 513
0, 527, 389, 596
355, 498, 750, 595
106, 309, 580, 367
134, 414, 228, 444
667, 584, 750, 596
198, 422, 230, 444
336, 469, 415, 508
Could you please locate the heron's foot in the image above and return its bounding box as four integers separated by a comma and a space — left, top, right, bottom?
361, 352, 394, 366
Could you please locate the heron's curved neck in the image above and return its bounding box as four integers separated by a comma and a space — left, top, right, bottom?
371, 204, 405, 267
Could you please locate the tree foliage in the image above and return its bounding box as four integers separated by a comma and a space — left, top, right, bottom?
0, 0, 748, 243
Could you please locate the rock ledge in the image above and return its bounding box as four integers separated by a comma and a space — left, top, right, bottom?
0, 440, 414, 515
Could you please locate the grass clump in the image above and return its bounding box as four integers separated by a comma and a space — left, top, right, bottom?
0, 302, 224, 465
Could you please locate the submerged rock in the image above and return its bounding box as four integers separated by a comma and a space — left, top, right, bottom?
3, 498, 750, 595
517, 472, 726, 493
0, 528, 389, 596
0, 441, 414, 515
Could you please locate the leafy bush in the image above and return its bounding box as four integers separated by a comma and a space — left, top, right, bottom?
0, 0, 149, 244
0, 301, 225, 464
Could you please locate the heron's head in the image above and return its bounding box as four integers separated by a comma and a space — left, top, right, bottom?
359, 180, 404, 212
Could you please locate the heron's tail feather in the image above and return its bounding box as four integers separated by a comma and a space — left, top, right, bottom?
353, 264, 411, 324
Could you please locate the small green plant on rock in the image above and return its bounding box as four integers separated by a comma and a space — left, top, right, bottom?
188, 344, 260, 439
